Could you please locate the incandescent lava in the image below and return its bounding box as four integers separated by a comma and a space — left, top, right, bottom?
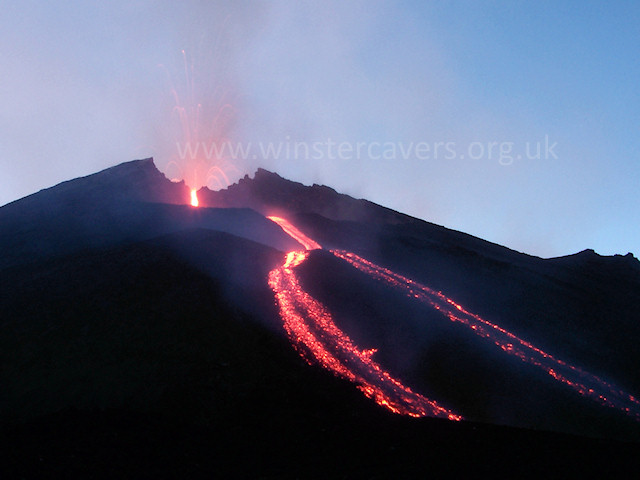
267, 216, 640, 422
267, 216, 461, 420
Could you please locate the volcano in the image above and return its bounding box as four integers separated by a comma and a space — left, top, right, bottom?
1, 158, 639, 477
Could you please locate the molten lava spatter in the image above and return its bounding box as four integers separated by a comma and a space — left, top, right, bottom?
161, 49, 239, 191
331, 250, 640, 421
190, 189, 199, 207
268, 217, 460, 420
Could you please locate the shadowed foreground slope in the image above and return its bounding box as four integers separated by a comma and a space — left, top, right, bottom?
2, 159, 640, 477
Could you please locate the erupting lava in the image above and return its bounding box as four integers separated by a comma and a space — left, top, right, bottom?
161, 49, 239, 192
267, 215, 640, 422
190, 189, 199, 207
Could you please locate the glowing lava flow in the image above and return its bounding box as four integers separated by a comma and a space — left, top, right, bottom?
190, 189, 199, 207
267, 216, 640, 421
331, 250, 640, 421
267, 216, 321, 250
267, 218, 461, 419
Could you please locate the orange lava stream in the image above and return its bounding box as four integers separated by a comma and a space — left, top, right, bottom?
267, 216, 321, 250
331, 250, 640, 421
267, 215, 640, 422
267, 217, 460, 420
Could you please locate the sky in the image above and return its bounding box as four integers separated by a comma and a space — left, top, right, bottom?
1, 1, 638, 258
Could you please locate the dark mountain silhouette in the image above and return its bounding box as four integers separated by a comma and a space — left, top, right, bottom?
0, 160, 300, 270
1, 158, 639, 477
203, 166, 640, 420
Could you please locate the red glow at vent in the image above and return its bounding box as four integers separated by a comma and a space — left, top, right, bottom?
190, 189, 199, 207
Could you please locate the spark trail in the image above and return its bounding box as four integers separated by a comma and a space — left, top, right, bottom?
161, 49, 238, 192
331, 250, 640, 421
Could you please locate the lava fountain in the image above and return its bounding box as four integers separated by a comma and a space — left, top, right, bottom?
190, 189, 199, 207
160, 49, 239, 194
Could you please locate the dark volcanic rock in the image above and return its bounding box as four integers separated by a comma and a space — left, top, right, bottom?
2, 158, 640, 476
199, 167, 412, 224
0, 160, 301, 269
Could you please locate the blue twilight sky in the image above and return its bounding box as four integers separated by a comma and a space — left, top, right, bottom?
1, 1, 638, 258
